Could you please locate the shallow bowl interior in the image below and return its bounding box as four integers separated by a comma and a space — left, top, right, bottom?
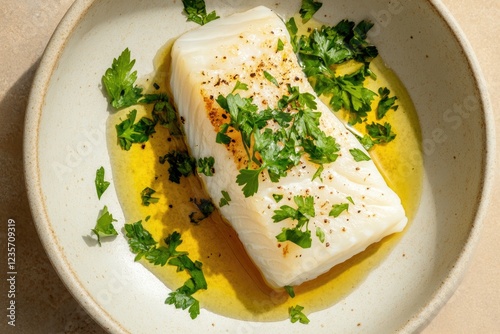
24, 0, 494, 333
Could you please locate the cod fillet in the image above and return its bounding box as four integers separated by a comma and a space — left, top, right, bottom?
170, 6, 407, 288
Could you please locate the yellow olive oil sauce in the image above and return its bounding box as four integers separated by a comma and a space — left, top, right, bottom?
107, 30, 423, 321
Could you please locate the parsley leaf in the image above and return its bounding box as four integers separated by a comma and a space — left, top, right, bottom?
165, 254, 207, 319
219, 190, 231, 207
216, 123, 231, 145
291, 20, 379, 123
273, 194, 284, 203
349, 148, 371, 162
182, 0, 219, 26
141, 187, 159, 206
347, 196, 355, 205
165, 291, 201, 320
316, 227, 326, 243
92, 206, 118, 246
277, 38, 285, 52
189, 198, 215, 224
357, 134, 376, 151
377, 87, 398, 119
143, 93, 182, 136
236, 168, 262, 198
160, 151, 196, 184
289, 305, 310, 324
95, 166, 110, 200
284, 285, 295, 298
276, 229, 312, 249
197, 156, 215, 176
366, 122, 396, 144
115, 109, 156, 150
217, 84, 339, 198
300, 0, 323, 23
102, 48, 143, 109
273, 195, 315, 248
329, 203, 349, 217
264, 71, 280, 87
124, 222, 206, 319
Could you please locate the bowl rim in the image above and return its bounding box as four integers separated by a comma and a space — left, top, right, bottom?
23, 0, 496, 333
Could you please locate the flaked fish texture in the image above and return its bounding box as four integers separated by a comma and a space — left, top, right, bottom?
170, 6, 407, 288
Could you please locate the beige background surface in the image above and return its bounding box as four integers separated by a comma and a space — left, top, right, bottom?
0, 0, 498, 333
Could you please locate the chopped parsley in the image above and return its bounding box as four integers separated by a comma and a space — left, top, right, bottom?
366, 122, 397, 144
349, 148, 371, 162
124, 222, 207, 319
316, 227, 326, 243
273, 194, 284, 203
141, 187, 159, 206
102, 48, 143, 109
160, 150, 196, 184
92, 206, 118, 246
217, 84, 339, 197
377, 87, 398, 119
299, 0, 323, 23
181, 0, 219, 26
273, 195, 315, 248
95, 166, 110, 200
329, 203, 349, 217
284, 285, 295, 298
264, 71, 280, 87
219, 190, 231, 207
289, 305, 310, 324
115, 109, 156, 151
189, 198, 215, 224
197, 156, 215, 176
277, 38, 285, 52
357, 134, 376, 151
347, 196, 355, 205
143, 93, 182, 136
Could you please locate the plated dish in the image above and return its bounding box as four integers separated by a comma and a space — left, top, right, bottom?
24, 0, 494, 333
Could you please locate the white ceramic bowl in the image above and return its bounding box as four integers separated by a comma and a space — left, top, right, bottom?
24, 0, 494, 333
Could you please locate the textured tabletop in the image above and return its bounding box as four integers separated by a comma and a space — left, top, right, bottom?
0, 1, 498, 333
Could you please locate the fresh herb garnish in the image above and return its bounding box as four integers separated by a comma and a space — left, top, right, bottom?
102, 48, 143, 109
263, 71, 279, 87
142, 93, 182, 136
329, 203, 349, 217
141, 187, 159, 206
376, 87, 398, 119
289, 305, 310, 324
316, 227, 326, 243
366, 122, 396, 144
277, 38, 285, 52
124, 222, 207, 319
288, 18, 379, 124
92, 206, 118, 246
349, 148, 371, 162
357, 134, 376, 151
273, 195, 315, 248
95, 166, 110, 200
217, 84, 339, 197
115, 109, 156, 150
219, 190, 231, 207
284, 285, 295, 298
182, 0, 219, 26
347, 196, 355, 205
197, 156, 215, 176
299, 0, 323, 23
165, 249, 207, 319
160, 150, 196, 184
273, 194, 284, 203
189, 198, 215, 224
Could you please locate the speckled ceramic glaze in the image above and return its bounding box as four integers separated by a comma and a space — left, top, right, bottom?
24, 0, 494, 333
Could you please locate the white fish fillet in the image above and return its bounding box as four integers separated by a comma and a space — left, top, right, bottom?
170, 6, 407, 288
